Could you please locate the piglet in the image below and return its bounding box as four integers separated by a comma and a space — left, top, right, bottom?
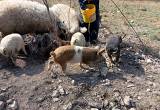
0, 33, 27, 64
48, 45, 105, 73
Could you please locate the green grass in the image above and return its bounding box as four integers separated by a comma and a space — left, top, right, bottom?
100, 0, 160, 41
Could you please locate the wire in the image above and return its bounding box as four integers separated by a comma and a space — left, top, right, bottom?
109, 0, 145, 47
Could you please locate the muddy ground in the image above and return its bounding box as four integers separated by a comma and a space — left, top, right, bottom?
0, 0, 160, 110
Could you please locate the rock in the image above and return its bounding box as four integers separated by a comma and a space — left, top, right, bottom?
141, 54, 146, 59
130, 20, 134, 23
114, 91, 120, 97
127, 84, 135, 88
103, 99, 109, 107
8, 99, 18, 110
147, 81, 156, 87
51, 73, 58, 79
123, 96, 131, 106
52, 90, 60, 98
153, 91, 160, 96
0, 101, 5, 110
109, 102, 115, 107
85, 70, 90, 73
63, 102, 72, 110
100, 67, 108, 77
123, 96, 136, 108
146, 58, 152, 64
129, 108, 136, 110
101, 79, 111, 86
58, 86, 66, 95
6, 99, 13, 104
147, 75, 153, 79
0, 93, 6, 101
88, 101, 103, 108
146, 88, 151, 92
71, 80, 75, 85
140, 8, 147, 11
91, 108, 98, 110
37, 97, 44, 103
58, 80, 62, 83
137, 96, 141, 100
0, 87, 8, 92
52, 98, 60, 102
127, 79, 133, 83
112, 108, 121, 110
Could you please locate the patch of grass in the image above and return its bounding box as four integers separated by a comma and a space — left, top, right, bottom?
100, 0, 160, 41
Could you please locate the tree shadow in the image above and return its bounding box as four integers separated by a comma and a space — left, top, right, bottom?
66, 42, 146, 87
0, 56, 46, 77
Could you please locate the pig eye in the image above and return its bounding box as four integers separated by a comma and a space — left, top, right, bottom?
49, 61, 54, 65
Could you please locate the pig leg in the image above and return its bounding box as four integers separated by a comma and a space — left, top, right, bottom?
115, 49, 120, 67
60, 63, 67, 75
108, 53, 114, 68
47, 60, 54, 71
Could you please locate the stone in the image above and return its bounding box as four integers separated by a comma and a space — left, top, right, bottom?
63, 102, 72, 110
123, 96, 136, 107
37, 97, 44, 103
52, 98, 60, 102
130, 20, 134, 23
8, 100, 18, 110
112, 108, 121, 110
51, 73, 57, 79
103, 99, 109, 107
0, 87, 8, 92
146, 59, 152, 64
127, 84, 135, 88
58, 80, 62, 83
124, 96, 131, 106
101, 79, 111, 86
100, 67, 108, 77
114, 91, 120, 97
0, 101, 5, 110
91, 108, 98, 110
129, 108, 136, 110
137, 96, 141, 100
88, 101, 103, 108
71, 80, 75, 85
6, 99, 13, 104
0, 93, 6, 101
140, 8, 147, 11
146, 88, 151, 92
52, 90, 60, 98
58, 86, 66, 95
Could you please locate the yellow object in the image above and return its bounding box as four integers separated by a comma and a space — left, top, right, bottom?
81, 4, 96, 23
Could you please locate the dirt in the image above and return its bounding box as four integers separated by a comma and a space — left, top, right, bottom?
0, 0, 160, 110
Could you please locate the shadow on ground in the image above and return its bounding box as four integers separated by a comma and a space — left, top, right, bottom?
0, 56, 46, 77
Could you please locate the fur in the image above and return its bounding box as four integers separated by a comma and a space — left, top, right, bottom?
48, 45, 105, 73
50, 4, 79, 34
0, 0, 58, 35
105, 34, 122, 66
50, 4, 87, 37
0, 33, 27, 64
70, 32, 86, 46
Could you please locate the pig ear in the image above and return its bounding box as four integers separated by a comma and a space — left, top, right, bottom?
97, 48, 105, 55
50, 51, 54, 56
49, 51, 56, 58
